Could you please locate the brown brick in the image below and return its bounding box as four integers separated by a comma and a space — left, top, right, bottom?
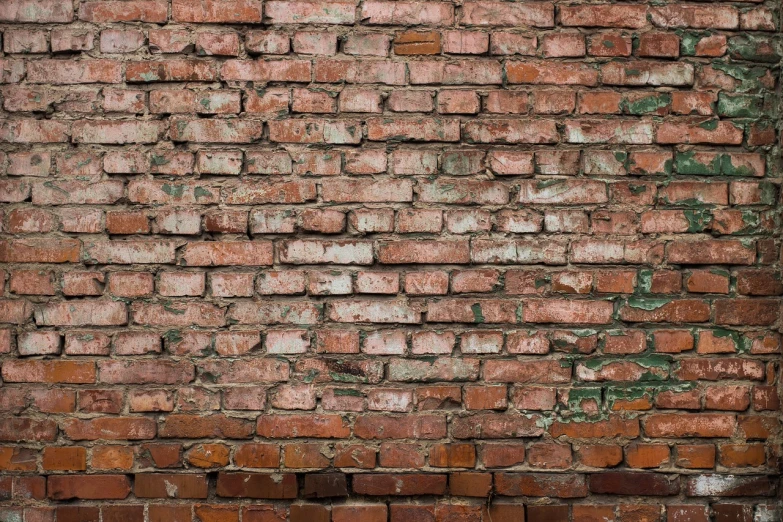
216, 472, 298, 499
135, 474, 208, 499
48, 475, 131, 500
394, 32, 441, 55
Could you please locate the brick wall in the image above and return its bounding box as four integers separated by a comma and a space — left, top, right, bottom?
0, 0, 781, 520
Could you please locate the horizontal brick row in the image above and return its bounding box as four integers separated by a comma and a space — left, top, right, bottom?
0, 238, 777, 269
0, 471, 779, 499
1, 501, 781, 522
0, 355, 775, 384
0, 148, 772, 177
0, 86, 777, 123
1, 411, 777, 441
0, 377, 777, 411
0, 0, 775, 29
0, 296, 779, 326
0, 59, 779, 87
1, 29, 778, 58
0, 59, 722, 86
3, 182, 776, 218
2, 436, 779, 471
2, 207, 777, 237
3, 331, 779, 363
0, 117, 770, 145
3, 268, 781, 297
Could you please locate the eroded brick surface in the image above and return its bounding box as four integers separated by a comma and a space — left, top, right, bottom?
0, 0, 781, 519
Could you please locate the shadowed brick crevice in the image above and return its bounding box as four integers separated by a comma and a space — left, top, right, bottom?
4, 472, 781, 520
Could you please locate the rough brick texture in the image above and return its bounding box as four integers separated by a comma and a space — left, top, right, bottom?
0, 0, 781, 520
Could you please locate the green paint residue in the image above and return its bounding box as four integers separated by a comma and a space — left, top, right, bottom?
565, 388, 602, 412
163, 329, 183, 344
470, 303, 485, 323
194, 186, 213, 199
626, 297, 670, 311
684, 209, 712, 233
333, 388, 362, 397
697, 119, 719, 131
638, 269, 653, 294
161, 183, 185, 197
717, 93, 761, 118
622, 93, 671, 115
676, 151, 721, 175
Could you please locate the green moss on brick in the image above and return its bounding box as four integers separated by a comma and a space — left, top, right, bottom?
717, 94, 762, 118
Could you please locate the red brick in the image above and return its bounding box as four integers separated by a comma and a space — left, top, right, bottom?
2, 360, 95, 384
62, 418, 156, 440
507, 61, 598, 85
231, 444, 279, 468
379, 240, 469, 264
363, 2, 452, 25
395, 31, 441, 56
56, 507, 99, 522
676, 445, 716, 469
449, 472, 492, 497
0, 0, 778, 512
158, 414, 253, 439
80, 1, 166, 22
464, 385, 507, 410
542, 32, 585, 57
222, 59, 311, 82
353, 474, 447, 496
136, 474, 209, 499
462, 2, 553, 26
495, 473, 587, 498
490, 32, 537, 55
528, 443, 573, 469
48, 475, 130, 500
27, 60, 121, 84
626, 444, 670, 468
92, 446, 134, 471
355, 414, 446, 440
42, 447, 86, 471
387, 90, 434, 112
216, 472, 297, 499
257, 414, 350, 439
187, 444, 231, 468
333, 505, 386, 522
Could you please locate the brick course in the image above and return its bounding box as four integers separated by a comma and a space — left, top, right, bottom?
0, 0, 781, 519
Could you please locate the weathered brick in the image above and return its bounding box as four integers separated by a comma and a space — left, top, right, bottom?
495, 473, 587, 497
462, 2, 554, 27
393, 32, 441, 56
48, 475, 130, 500
362, 2, 453, 25
136, 473, 208, 498
267, 1, 355, 24
353, 473, 447, 495
0, 0, 778, 511
222, 59, 311, 82
62, 417, 156, 440
80, 1, 167, 22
